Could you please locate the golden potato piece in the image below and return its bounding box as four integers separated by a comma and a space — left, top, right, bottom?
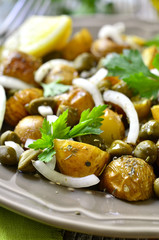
44, 64, 78, 85
54, 87, 95, 116
5, 88, 43, 126
62, 28, 93, 60
99, 156, 155, 201
2, 51, 41, 85
100, 108, 125, 146
54, 139, 109, 177
91, 38, 129, 60
151, 105, 159, 120
14, 115, 44, 145
142, 46, 158, 69
132, 97, 151, 120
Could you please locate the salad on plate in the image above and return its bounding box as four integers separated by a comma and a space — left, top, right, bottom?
0, 15, 159, 203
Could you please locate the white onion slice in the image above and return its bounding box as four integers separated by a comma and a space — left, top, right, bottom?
0, 85, 6, 131
24, 138, 35, 148
0, 76, 33, 89
73, 78, 104, 106
150, 68, 159, 77
103, 90, 139, 144
89, 68, 108, 85
35, 59, 73, 83
46, 155, 56, 171
38, 105, 53, 117
47, 115, 58, 124
32, 160, 100, 188
98, 23, 125, 45
5, 141, 24, 160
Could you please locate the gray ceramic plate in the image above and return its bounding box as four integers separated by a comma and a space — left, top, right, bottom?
1, 15, 159, 239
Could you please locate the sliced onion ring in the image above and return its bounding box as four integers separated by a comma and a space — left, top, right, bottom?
35, 59, 73, 83
38, 105, 53, 117
0, 85, 6, 131
89, 68, 108, 85
32, 160, 100, 188
73, 78, 104, 106
0, 76, 33, 89
103, 90, 139, 144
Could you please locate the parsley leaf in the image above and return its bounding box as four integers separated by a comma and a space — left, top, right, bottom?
52, 110, 70, 139
145, 34, 159, 47
104, 49, 159, 99
153, 53, 159, 70
41, 80, 71, 97
29, 105, 107, 162
38, 148, 56, 163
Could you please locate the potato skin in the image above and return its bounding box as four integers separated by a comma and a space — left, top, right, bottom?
5, 88, 43, 126
99, 156, 155, 201
54, 87, 95, 116
2, 51, 41, 85
54, 139, 109, 177
14, 115, 44, 145
91, 38, 129, 60
44, 64, 78, 85
62, 28, 93, 60
100, 108, 125, 146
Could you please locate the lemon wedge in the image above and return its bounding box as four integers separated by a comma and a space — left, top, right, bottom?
4, 15, 72, 57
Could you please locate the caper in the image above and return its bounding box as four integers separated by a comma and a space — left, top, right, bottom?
74, 53, 96, 72
112, 80, 132, 98
26, 97, 55, 115
18, 149, 42, 173
0, 146, 17, 165
134, 140, 157, 164
154, 178, 159, 198
0, 130, 21, 145
80, 67, 97, 78
56, 105, 79, 127
75, 134, 107, 151
97, 79, 112, 93
108, 140, 133, 157
139, 120, 159, 140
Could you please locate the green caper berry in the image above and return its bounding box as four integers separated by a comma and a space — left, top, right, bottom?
75, 134, 107, 151
154, 178, 159, 198
0, 146, 17, 165
74, 53, 95, 72
26, 97, 55, 115
134, 140, 157, 164
0, 130, 21, 145
139, 120, 159, 140
18, 149, 42, 173
108, 140, 133, 157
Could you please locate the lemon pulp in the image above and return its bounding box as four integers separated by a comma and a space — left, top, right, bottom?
4, 15, 72, 57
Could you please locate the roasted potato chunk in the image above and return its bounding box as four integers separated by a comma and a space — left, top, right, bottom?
151, 105, 159, 120
62, 28, 93, 60
44, 64, 78, 85
54, 87, 95, 116
14, 115, 44, 145
91, 38, 129, 60
54, 139, 109, 177
5, 88, 43, 126
100, 108, 125, 146
2, 51, 41, 85
99, 156, 155, 201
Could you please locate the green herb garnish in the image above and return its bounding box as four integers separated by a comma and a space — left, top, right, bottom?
104, 49, 159, 99
29, 105, 107, 162
41, 80, 71, 97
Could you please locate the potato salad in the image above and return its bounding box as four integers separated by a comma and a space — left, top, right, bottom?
0, 15, 159, 202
